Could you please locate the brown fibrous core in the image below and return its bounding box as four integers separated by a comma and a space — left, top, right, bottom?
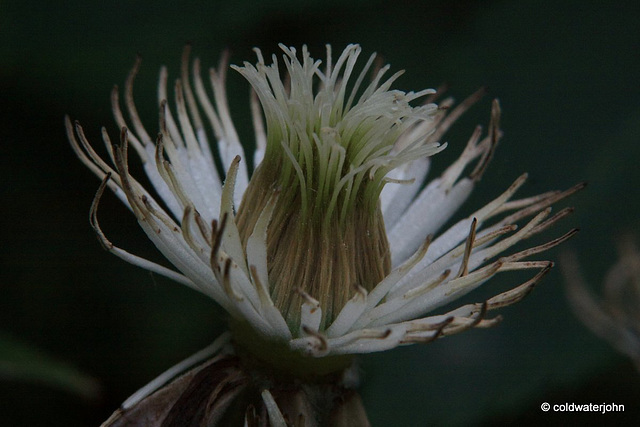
236, 157, 391, 331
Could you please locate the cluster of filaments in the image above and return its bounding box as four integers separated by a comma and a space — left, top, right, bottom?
233, 44, 444, 227
67, 44, 583, 362
234, 45, 451, 330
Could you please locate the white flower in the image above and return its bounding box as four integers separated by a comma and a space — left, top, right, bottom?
67, 44, 581, 423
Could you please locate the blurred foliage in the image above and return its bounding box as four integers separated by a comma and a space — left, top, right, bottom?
0, 333, 100, 400
1, 0, 639, 425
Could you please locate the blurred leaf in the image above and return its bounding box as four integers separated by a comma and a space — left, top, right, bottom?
0, 332, 100, 401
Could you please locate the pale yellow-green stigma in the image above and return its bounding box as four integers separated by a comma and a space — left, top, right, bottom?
235, 44, 443, 330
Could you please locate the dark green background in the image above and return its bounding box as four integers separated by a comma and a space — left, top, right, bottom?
2, 0, 639, 425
